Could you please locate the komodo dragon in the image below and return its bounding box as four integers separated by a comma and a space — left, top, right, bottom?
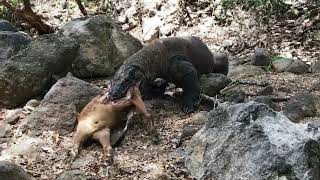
106, 36, 229, 113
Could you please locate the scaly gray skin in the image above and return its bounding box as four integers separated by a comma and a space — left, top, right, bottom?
108, 36, 229, 114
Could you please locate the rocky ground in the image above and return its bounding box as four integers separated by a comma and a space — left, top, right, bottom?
1, 0, 320, 179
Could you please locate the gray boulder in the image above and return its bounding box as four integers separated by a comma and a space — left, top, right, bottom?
273, 58, 309, 74
61, 15, 143, 78
223, 88, 246, 103
19, 103, 77, 136
200, 73, 231, 96
185, 101, 320, 180
272, 58, 293, 72
19, 76, 101, 136
228, 65, 265, 78
0, 19, 17, 32
286, 59, 309, 74
283, 92, 320, 122
0, 161, 31, 180
251, 48, 272, 67
42, 76, 101, 111
253, 95, 279, 111
0, 31, 31, 63
0, 34, 79, 108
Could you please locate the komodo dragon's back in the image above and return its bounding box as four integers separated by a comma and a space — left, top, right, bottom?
159, 36, 227, 75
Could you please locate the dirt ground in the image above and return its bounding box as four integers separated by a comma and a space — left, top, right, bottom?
1, 0, 320, 179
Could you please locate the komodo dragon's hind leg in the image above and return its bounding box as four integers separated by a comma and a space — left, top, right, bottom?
169, 58, 200, 114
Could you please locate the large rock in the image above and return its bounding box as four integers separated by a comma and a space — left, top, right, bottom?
0, 31, 31, 63
272, 57, 293, 72
185, 101, 320, 180
0, 19, 17, 32
61, 15, 143, 78
200, 73, 231, 96
42, 76, 101, 111
253, 95, 279, 111
251, 48, 272, 67
0, 161, 31, 180
286, 59, 309, 74
228, 65, 265, 78
19, 103, 77, 136
283, 92, 320, 122
19, 76, 101, 136
0, 34, 79, 108
222, 85, 246, 103
273, 58, 309, 74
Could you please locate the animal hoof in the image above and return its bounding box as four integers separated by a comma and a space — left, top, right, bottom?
103, 153, 114, 165
105, 156, 113, 165
70, 147, 79, 162
102, 147, 114, 165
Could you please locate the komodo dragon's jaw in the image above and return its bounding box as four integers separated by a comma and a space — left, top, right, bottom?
108, 65, 145, 101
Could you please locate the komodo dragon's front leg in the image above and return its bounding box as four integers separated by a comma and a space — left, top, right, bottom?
169, 57, 200, 114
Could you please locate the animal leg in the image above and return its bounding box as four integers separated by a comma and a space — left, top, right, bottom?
71, 128, 85, 161
92, 128, 113, 164
169, 59, 200, 114
129, 87, 159, 144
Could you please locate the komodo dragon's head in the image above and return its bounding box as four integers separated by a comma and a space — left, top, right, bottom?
108, 65, 144, 101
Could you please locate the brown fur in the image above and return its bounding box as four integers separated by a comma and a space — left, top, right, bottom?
72, 84, 156, 163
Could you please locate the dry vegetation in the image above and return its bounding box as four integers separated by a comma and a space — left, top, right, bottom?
1, 0, 320, 179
